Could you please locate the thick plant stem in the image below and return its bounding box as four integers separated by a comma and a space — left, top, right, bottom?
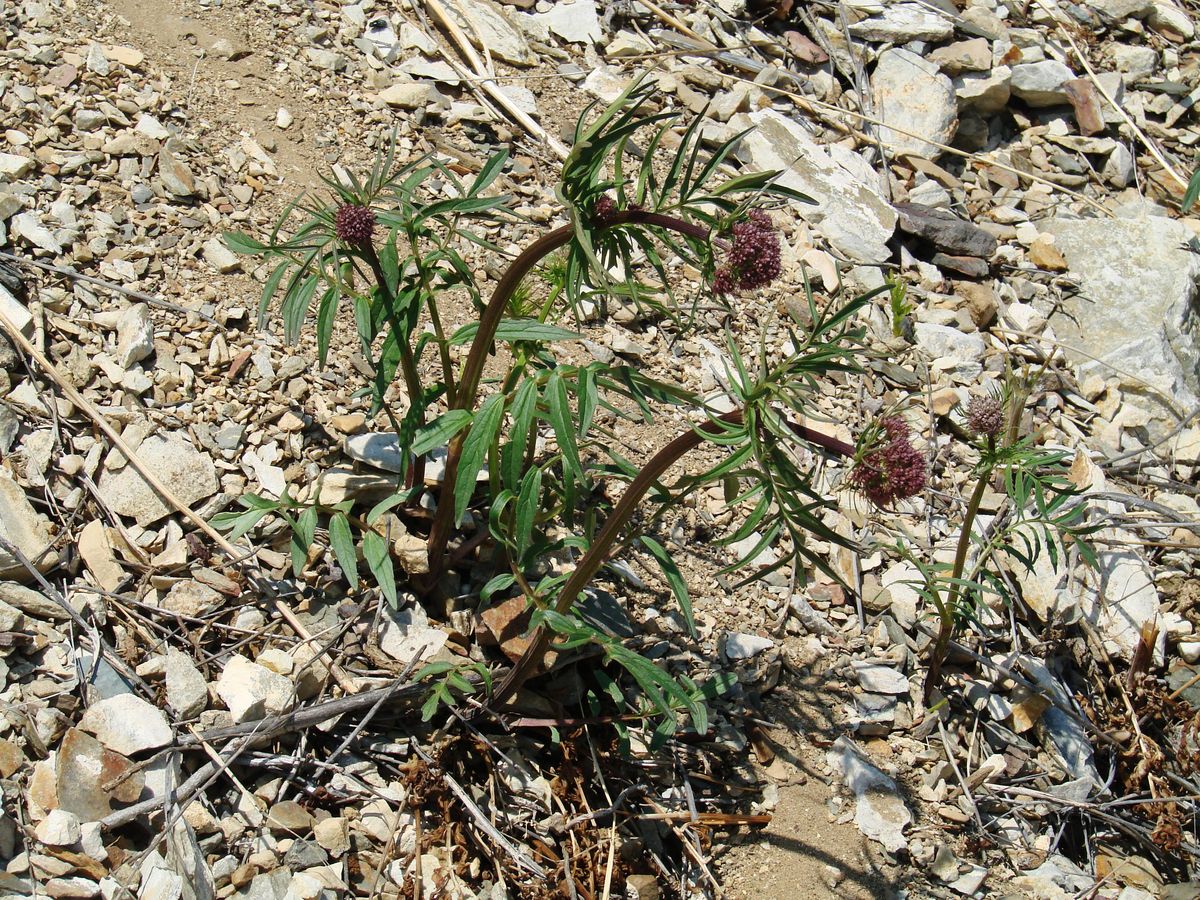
487, 414, 855, 710
362, 245, 427, 489
925, 436, 995, 703
424, 210, 710, 579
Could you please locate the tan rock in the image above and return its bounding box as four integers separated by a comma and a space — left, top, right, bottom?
1029, 237, 1068, 271
78, 521, 124, 592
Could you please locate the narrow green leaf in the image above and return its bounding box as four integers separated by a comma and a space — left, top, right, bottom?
545, 372, 582, 482
362, 530, 397, 607
448, 318, 581, 347
328, 513, 358, 590
411, 409, 472, 457
454, 393, 505, 526
258, 260, 291, 327
481, 573, 516, 602
639, 536, 695, 638
469, 149, 509, 197
1184, 167, 1200, 212
501, 378, 538, 490
223, 231, 268, 254
515, 466, 542, 559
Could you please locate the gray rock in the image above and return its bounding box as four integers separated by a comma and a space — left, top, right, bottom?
1083, 542, 1165, 664
97, 432, 218, 525
872, 49, 957, 160
164, 649, 208, 718
35, 809, 81, 847
0, 153, 34, 178
345, 432, 406, 473
216, 655, 295, 723
849, 3, 953, 41
1111, 44, 1159, 78
732, 110, 896, 263
1011, 60, 1076, 106
115, 304, 154, 368
535, 0, 602, 44
914, 322, 986, 381
1021, 657, 1102, 788
440, 0, 534, 65
1083, 0, 1155, 18
1041, 213, 1200, 437
0, 583, 67, 620
1148, 0, 1195, 38
12, 212, 62, 254
79, 694, 173, 755
378, 602, 449, 666
202, 238, 240, 274
828, 735, 912, 852
304, 48, 344, 71
953, 67, 1012, 115
0, 469, 60, 581
894, 202, 998, 258
139, 867, 183, 900
852, 661, 911, 695
1102, 142, 1135, 187
157, 149, 195, 198
724, 632, 775, 659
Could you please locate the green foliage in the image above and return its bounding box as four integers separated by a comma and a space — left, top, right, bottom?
887, 273, 914, 339
1183, 167, 1200, 213
215, 76, 886, 742
415, 660, 493, 722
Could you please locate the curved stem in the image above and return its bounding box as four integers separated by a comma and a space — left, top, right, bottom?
488, 412, 856, 710
925, 435, 995, 702
424, 210, 711, 579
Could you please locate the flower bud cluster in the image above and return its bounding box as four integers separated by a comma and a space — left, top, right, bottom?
713, 209, 782, 295
850, 416, 927, 508
334, 203, 376, 247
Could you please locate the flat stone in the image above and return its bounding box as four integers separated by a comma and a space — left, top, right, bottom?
535, 0, 602, 44
106, 45, 144, 67
914, 322, 985, 381
36, 809, 81, 847
78, 521, 124, 592
12, 212, 62, 254
157, 148, 195, 198
852, 661, 911, 695
0, 284, 32, 336
954, 67, 1012, 115
164, 649, 208, 718
0, 738, 23, 777
378, 82, 444, 109
0, 583, 67, 621
0, 469, 60, 581
872, 49, 957, 160
162, 580, 222, 617
115, 304, 154, 368
203, 238, 241, 274
440, 0, 534, 65
928, 38, 993, 75
1083, 542, 1165, 664
849, 3, 953, 41
724, 632, 775, 659
216, 655, 295, 724
1011, 60, 1076, 106
732, 110, 897, 263
378, 602, 449, 666
894, 202, 998, 258
78, 694, 172, 756
344, 432, 406, 473
828, 735, 912, 853
313, 817, 349, 857
44, 877, 99, 898
266, 801, 314, 833
139, 867, 183, 900
0, 153, 34, 178
97, 432, 218, 526
1041, 213, 1200, 437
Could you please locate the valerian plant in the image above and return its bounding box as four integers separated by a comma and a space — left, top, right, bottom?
216, 75, 922, 739
901, 370, 1100, 702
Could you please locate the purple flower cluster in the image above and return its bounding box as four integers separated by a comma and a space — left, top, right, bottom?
850, 416, 927, 508
713, 209, 782, 295
592, 195, 617, 222
966, 394, 1003, 438
334, 203, 376, 247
